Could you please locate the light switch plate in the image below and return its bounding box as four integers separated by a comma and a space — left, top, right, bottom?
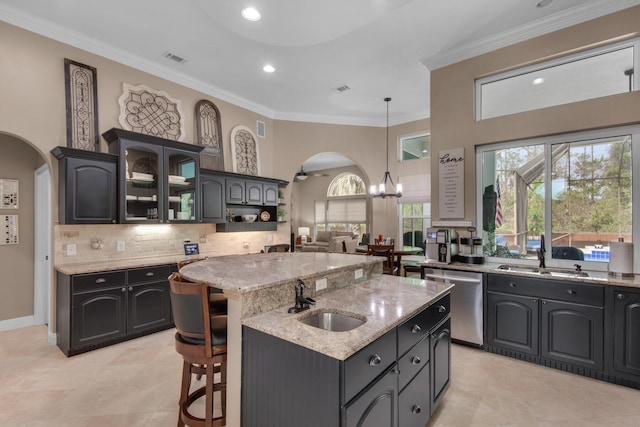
117, 241, 125, 252
316, 278, 327, 291
355, 268, 363, 279
66, 244, 76, 256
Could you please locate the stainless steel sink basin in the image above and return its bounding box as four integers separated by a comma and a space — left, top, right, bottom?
496, 264, 588, 277
298, 310, 366, 332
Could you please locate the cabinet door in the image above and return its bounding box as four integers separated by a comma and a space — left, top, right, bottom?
121, 143, 163, 223
165, 147, 199, 222
540, 299, 603, 371
201, 173, 226, 223
430, 318, 451, 415
399, 360, 431, 427
613, 291, 640, 376
245, 181, 263, 205
127, 281, 173, 334
343, 364, 397, 427
71, 287, 126, 348
226, 179, 245, 204
65, 157, 117, 224
263, 183, 279, 206
487, 291, 539, 355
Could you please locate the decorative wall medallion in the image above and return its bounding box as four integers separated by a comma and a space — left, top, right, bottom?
64, 59, 99, 151
118, 83, 185, 141
230, 125, 260, 176
195, 100, 224, 170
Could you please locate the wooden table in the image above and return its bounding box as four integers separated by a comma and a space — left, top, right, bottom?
355, 245, 424, 275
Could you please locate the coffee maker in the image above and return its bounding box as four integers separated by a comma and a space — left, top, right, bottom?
426, 228, 459, 263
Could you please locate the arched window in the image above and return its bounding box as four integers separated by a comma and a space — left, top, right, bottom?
327, 173, 366, 197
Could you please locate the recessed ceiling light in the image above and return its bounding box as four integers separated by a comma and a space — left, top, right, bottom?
241, 7, 261, 21
533, 77, 545, 85
536, 0, 553, 8
263, 64, 275, 73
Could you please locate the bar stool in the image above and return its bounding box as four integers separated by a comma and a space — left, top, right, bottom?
178, 259, 227, 316
169, 272, 227, 427
403, 263, 421, 277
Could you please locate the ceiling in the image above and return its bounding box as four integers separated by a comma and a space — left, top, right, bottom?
2, 0, 638, 128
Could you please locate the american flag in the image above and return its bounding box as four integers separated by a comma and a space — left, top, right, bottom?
495, 177, 503, 228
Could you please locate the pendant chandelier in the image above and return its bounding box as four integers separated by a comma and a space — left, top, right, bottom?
370, 97, 402, 198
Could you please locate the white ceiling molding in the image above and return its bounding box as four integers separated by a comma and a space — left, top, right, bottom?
421, 0, 640, 71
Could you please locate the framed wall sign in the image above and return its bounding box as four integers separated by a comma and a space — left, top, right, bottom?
0, 179, 18, 209
1, 215, 18, 245
438, 148, 464, 218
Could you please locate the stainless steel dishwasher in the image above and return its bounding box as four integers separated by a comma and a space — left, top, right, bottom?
422, 267, 484, 347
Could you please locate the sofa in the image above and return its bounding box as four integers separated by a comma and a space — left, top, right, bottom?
300, 231, 358, 253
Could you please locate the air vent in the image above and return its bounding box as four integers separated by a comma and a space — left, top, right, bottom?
256, 120, 266, 138
334, 85, 350, 93
162, 51, 187, 64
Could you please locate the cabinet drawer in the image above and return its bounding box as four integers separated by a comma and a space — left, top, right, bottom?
128, 265, 171, 285
344, 328, 397, 404
398, 294, 450, 356
488, 274, 604, 306
398, 334, 430, 392
72, 271, 126, 293
399, 359, 431, 427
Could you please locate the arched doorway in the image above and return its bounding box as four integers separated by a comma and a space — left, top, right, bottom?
0, 133, 51, 337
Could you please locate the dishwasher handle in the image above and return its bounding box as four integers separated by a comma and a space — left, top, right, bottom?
422, 273, 482, 284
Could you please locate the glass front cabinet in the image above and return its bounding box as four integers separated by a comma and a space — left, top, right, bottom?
103, 128, 203, 224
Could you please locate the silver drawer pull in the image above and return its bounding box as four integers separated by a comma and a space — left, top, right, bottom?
145, 272, 155, 277
128, 286, 133, 291
95, 278, 106, 284
566, 289, 576, 295
509, 282, 517, 287
411, 356, 421, 365
121, 287, 126, 292
411, 405, 422, 414
411, 325, 421, 334
617, 293, 625, 300
438, 305, 446, 313
369, 354, 382, 366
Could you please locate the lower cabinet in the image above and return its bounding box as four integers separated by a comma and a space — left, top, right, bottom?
241, 292, 452, 427
57, 264, 174, 356
613, 288, 640, 379
486, 273, 605, 378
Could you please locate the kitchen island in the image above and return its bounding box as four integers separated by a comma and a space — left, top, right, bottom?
180, 252, 454, 427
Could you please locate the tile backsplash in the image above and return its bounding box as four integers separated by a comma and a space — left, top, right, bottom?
54, 224, 290, 266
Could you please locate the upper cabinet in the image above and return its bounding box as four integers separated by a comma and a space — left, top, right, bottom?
103, 128, 203, 224
51, 146, 118, 224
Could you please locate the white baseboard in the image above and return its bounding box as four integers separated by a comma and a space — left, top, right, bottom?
48, 331, 57, 345
0, 315, 34, 332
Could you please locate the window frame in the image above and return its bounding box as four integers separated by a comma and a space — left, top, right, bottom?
475, 38, 640, 120
475, 125, 640, 272
399, 132, 431, 162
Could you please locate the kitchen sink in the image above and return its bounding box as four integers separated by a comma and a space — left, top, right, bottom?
496, 264, 588, 278
298, 309, 366, 332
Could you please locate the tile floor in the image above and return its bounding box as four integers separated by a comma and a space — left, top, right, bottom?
1, 325, 639, 426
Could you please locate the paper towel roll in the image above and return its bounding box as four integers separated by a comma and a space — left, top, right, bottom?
609, 241, 634, 276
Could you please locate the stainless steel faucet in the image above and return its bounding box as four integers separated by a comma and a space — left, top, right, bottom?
537, 234, 546, 268
288, 279, 316, 313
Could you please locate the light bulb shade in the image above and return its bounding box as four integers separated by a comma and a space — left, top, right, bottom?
298, 226, 310, 243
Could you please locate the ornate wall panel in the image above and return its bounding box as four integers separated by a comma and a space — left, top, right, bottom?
195, 100, 224, 170
64, 59, 99, 151
230, 125, 260, 176
118, 83, 185, 141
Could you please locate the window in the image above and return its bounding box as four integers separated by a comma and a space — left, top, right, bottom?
400, 133, 430, 161
315, 173, 368, 237
476, 39, 639, 120
400, 203, 430, 254
476, 126, 637, 268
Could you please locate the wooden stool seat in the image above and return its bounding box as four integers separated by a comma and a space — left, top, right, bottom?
169, 272, 228, 427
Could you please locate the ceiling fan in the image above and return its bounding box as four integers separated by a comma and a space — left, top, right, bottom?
295, 166, 329, 181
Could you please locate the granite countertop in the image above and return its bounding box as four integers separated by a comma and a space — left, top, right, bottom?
180, 252, 380, 296
242, 275, 454, 360
421, 260, 640, 289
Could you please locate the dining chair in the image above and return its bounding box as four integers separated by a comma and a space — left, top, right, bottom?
366, 244, 398, 275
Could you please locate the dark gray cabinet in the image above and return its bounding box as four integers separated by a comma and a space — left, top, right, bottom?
57, 264, 173, 356
242, 292, 451, 427
613, 288, 640, 378
200, 171, 226, 223
486, 273, 604, 373
51, 146, 118, 224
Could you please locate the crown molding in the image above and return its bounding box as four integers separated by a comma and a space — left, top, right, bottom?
422, 0, 640, 70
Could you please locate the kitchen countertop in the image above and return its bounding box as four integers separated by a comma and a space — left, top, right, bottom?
421, 260, 640, 289
242, 275, 453, 360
